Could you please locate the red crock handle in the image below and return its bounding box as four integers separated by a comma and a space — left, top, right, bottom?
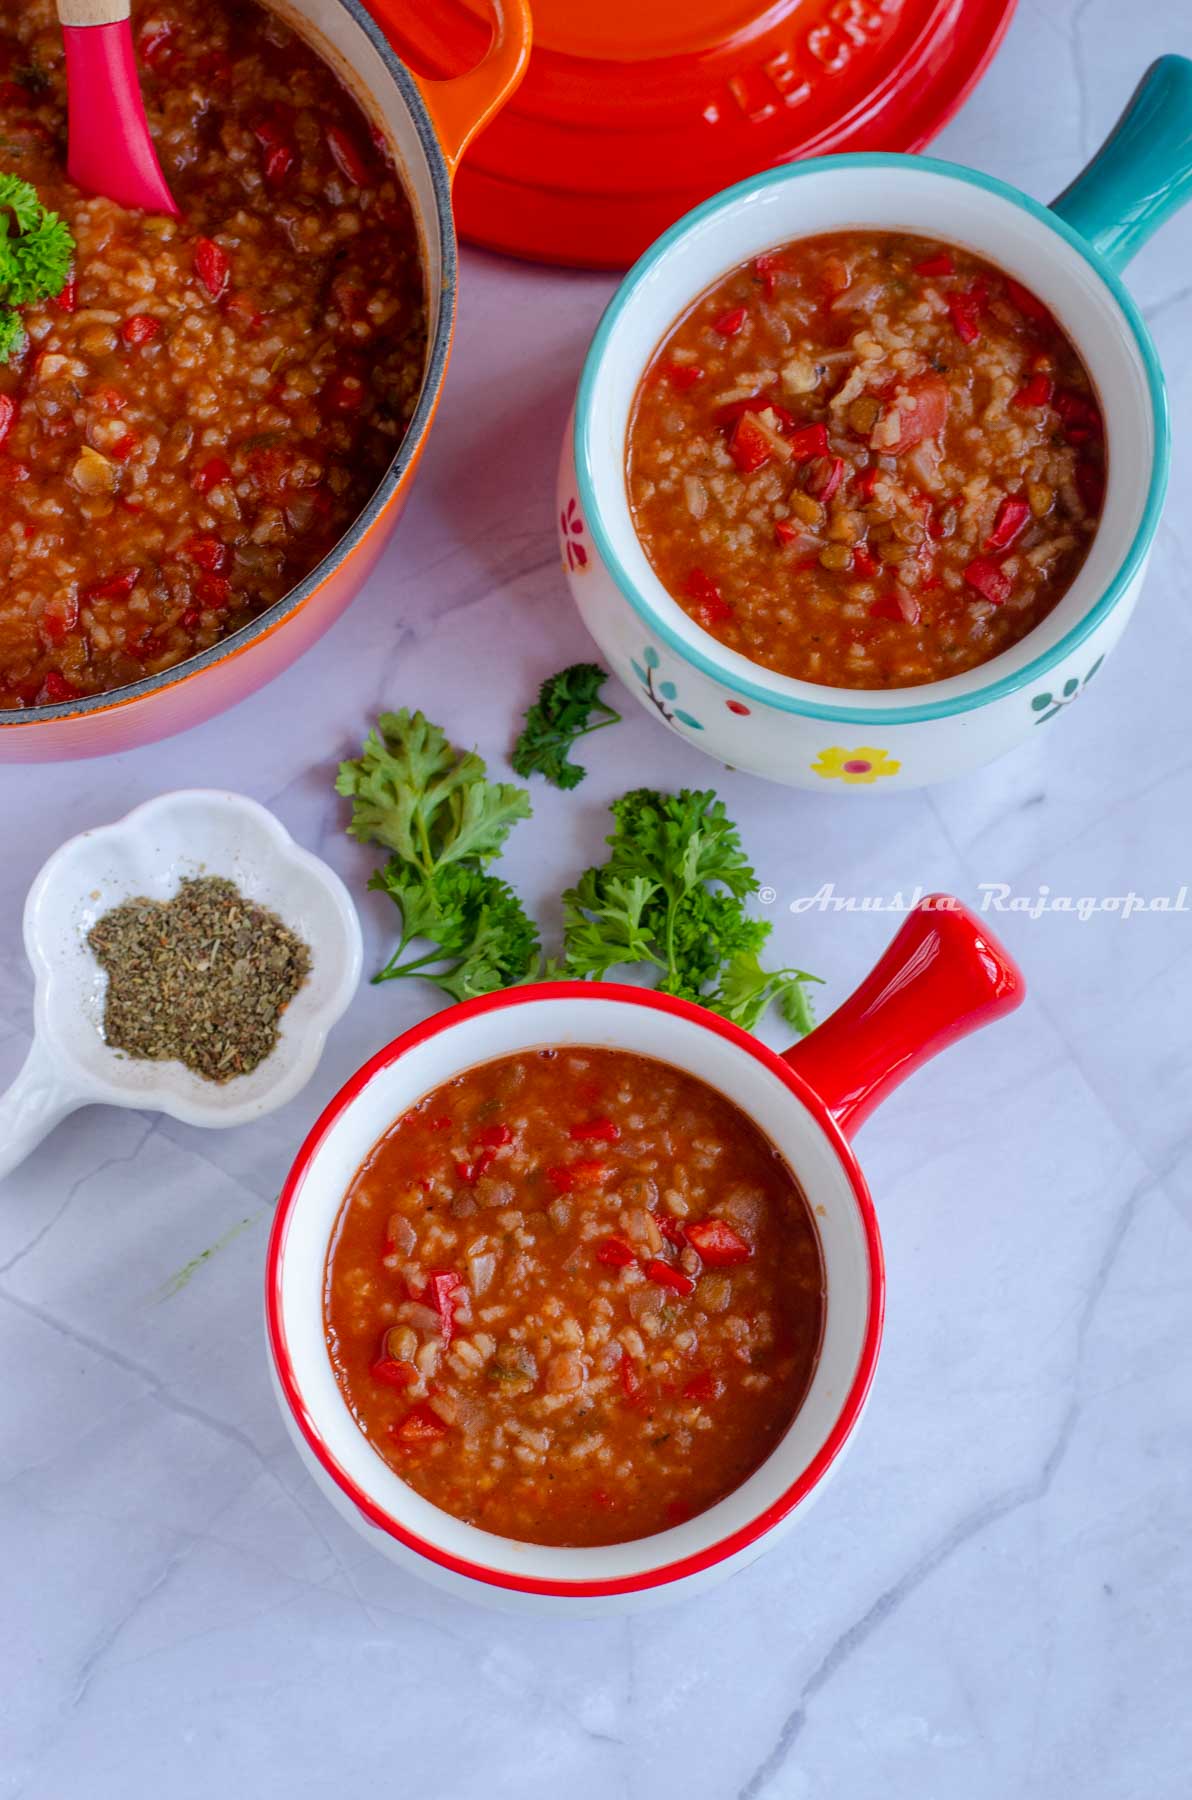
782, 896, 1024, 1137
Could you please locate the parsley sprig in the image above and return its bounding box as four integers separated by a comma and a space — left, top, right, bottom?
0, 174, 73, 362
562, 789, 821, 1033
512, 662, 621, 789
336, 710, 540, 1001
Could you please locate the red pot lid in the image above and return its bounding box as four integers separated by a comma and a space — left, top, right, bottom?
381, 0, 1017, 269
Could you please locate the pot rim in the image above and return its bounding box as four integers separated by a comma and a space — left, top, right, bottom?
265, 979, 886, 1598
4, 0, 457, 732
573, 150, 1170, 729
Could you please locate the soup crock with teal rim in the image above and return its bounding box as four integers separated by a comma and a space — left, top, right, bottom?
558, 57, 1192, 792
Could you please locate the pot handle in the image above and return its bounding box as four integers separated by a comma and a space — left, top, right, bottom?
0, 1039, 88, 1183
781, 897, 1024, 1139
1051, 55, 1192, 272
403, 0, 532, 182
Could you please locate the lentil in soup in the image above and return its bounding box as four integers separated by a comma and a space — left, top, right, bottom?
324, 1047, 825, 1547
627, 231, 1105, 690
0, 0, 426, 708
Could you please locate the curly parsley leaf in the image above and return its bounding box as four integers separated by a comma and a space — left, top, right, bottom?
339, 711, 538, 1003
512, 662, 621, 790
561, 787, 820, 1033
0, 175, 74, 360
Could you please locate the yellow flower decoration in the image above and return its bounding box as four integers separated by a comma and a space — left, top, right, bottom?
811, 746, 901, 785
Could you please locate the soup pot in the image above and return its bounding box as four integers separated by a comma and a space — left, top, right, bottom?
2, 0, 532, 763
267, 896, 1024, 1614
559, 57, 1192, 791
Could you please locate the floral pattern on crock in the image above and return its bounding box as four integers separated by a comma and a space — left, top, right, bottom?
1030, 655, 1104, 724
630, 646, 704, 731
560, 496, 588, 572
811, 746, 901, 785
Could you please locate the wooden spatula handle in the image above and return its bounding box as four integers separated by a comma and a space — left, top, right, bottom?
56, 0, 130, 25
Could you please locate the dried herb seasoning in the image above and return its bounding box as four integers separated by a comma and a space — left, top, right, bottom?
87, 876, 311, 1083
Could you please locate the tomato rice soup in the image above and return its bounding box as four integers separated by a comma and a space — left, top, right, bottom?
0, 0, 426, 709
628, 232, 1105, 690
324, 1048, 825, 1547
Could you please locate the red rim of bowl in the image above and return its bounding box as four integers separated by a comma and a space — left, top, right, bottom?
265, 980, 886, 1598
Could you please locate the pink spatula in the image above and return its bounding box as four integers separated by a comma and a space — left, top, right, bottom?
57, 0, 179, 214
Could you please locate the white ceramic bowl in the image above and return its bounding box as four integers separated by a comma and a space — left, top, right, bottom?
558, 60, 1192, 790
268, 897, 1022, 1614
0, 790, 362, 1181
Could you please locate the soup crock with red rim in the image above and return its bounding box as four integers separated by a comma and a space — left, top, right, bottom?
0, 0, 532, 763
267, 896, 1024, 1614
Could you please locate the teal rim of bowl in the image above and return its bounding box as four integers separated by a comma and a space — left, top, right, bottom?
574, 151, 1171, 728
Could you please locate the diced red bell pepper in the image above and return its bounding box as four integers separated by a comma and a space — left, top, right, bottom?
178, 533, 229, 573
645, 1258, 695, 1296
82, 566, 141, 602
985, 494, 1031, 552
882, 376, 950, 453
620, 1358, 643, 1403
370, 1357, 417, 1389
660, 360, 704, 391
684, 567, 733, 624
684, 1217, 753, 1267
716, 393, 797, 433
194, 237, 231, 300
110, 433, 139, 462
390, 1403, 448, 1447
455, 1149, 494, 1185
195, 574, 232, 608
1053, 387, 1102, 444
474, 1121, 513, 1149
1012, 371, 1053, 409
40, 592, 79, 645
806, 455, 844, 503
547, 1159, 607, 1193
727, 411, 773, 474
964, 558, 1013, 605
774, 519, 800, 547
120, 314, 161, 348
570, 1117, 621, 1143
652, 1211, 686, 1247
914, 251, 955, 277
713, 304, 747, 338
0, 394, 14, 450
852, 466, 881, 502
39, 671, 79, 704
326, 122, 370, 186
947, 287, 983, 344
788, 422, 830, 459
596, 1236, 637, 1269
851, 544, 879, 578
869, 594, 905, 622
263, 141, 295, 187
56, 279, 77, 313
1004, 277, 1052, 325
192, 455, 232, 494
753, 252, 785, 298
683, 1371, 722, 1403
426, 1270, 463, 1344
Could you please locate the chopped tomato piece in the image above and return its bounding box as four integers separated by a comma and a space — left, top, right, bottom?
684, 567, 733, 624
40, 594, 79, 645
713, 304, 747, 338
946, 286, 983, 344
39, 671, 78, 704
194, 237, 231, 300
660, 360, 704, 391
914, 251, 954, 277
684, 1217, 753, 1267
546, 1159, 607, 1193
985, 495, 1031, 552
1004, 276, 1052, 325
716, 393, 796, 434
195, 574, 232, 607
326, 122, 370, 186
882, 376, 949, 453
727, 411, 773, 473
178, 533, 229, 573
570, 1117, 621, 1143
110, 433, 139, 462
120, 314, 161, 348
192, 455, 232, 494
683, 1371, 723, 1403
964, 557, 1012, 605
370, 1357, 417, 1389
774, 519, 801, 547
852, 466, 881, 502
390, 1403, 448, 1447
754, 251, 785, 297
788, 422, 829, 459
1013, 371, 1053, 409
595, 1236, 637, 1268
645, 1258, 695, 1296
474, 1121, 513, 1149
0, 394, 14, 449
56, 279, 77, 313
869, 594, 905, 622
82, 566, 141, 602
224, 292, 264, 334
652, 1211, 686, 1247
426, 1270, 463, 1344
805, 454, 844, 503
852, 544, 878, 578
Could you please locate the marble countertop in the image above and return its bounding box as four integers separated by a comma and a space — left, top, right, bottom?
3, 3, 1191, 1794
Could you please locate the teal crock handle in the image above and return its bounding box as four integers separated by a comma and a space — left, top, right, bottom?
1051, 55, 1192, 271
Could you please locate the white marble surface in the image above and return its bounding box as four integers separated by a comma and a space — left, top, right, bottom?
3, 3, 1192, 1792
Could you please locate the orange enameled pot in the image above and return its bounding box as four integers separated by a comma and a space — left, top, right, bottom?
1, 0, 531, 762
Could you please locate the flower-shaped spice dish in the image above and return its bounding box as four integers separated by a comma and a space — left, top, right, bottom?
0, 791, 362, 1181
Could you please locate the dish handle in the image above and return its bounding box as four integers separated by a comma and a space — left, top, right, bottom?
1051, 55, 1192, 271
395, 0, 532, 182
0, 1040, 87, 1183
780, 897, 1024, 1139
